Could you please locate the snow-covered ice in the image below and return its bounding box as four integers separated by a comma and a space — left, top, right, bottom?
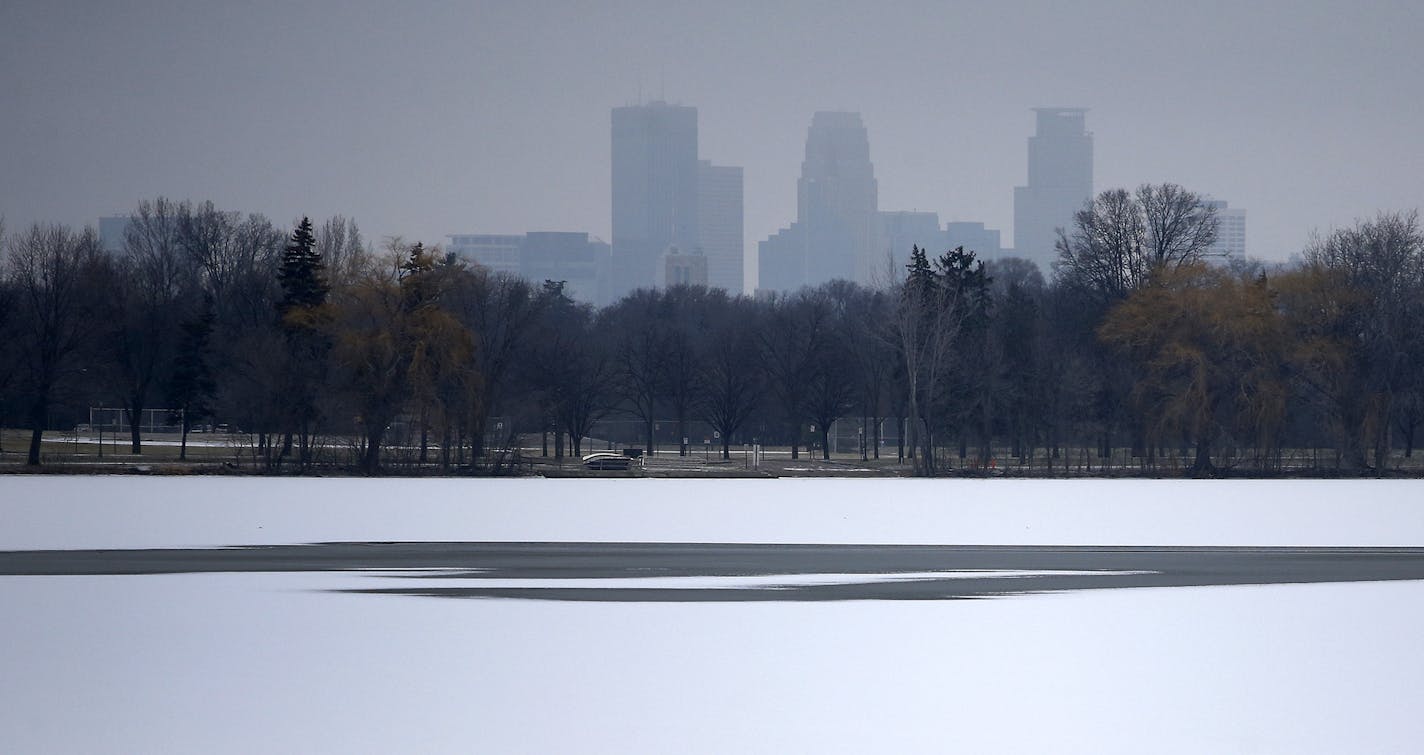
2, 476, 1422, 754
4, 476, 1424, 549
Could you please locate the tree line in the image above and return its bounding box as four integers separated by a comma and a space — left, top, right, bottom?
2, 186, 1422, 475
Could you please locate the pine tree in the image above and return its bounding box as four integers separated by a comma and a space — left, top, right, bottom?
273, 216, 330, 469
906, 244, 935, 294
277, 216, 327, 319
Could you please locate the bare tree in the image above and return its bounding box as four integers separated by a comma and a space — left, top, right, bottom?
602, 289, 669, 455
1138, 183, 1218, 265
661, 285, 716, 456
6, 224, 109, 465
1300, 210, 1424, 468
758, 290, 833, 459
1055, 183, 1217, 303
316, 215, 368, 290
700, 298, 762, 459
446, 267, 543, 464
526, 284, 616, 457
112, 198, 197, 453
839, 284, 893, 459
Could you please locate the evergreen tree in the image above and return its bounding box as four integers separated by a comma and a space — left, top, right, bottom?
277, 216, 327, 318
273, 216, 330, 469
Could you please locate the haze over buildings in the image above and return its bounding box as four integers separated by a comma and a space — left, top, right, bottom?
3, 2, 1420, 289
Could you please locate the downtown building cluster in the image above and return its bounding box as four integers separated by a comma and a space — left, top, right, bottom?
443, 103, 1246, 305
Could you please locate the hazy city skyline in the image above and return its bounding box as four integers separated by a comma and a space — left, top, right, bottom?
4, 1, 1422, 290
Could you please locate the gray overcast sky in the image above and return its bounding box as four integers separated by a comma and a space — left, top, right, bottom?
3, 0, 1422, 288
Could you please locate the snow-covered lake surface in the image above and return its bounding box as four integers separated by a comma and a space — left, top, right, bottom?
3, 477, 1423, 753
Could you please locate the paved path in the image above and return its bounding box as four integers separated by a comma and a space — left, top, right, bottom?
5, 542, 1424, 601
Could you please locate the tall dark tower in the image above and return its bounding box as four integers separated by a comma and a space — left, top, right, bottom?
610, 101, 699, 298
1013, 108, 1093, 272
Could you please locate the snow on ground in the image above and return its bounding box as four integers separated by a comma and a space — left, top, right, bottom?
3, 476, 1424, 549
2, 477, 1423, 753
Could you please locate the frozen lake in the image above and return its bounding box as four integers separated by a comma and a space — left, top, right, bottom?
3, 477, 1423, 753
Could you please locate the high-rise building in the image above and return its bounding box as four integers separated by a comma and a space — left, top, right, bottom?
611, 101, 699, 299
696, 160, 743, 294
1200, 199, 1247, 259
759, 111, 879, 292
1013, 108, 1093, 272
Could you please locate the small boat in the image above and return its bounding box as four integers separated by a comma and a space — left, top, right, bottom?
582, 451, 634, 471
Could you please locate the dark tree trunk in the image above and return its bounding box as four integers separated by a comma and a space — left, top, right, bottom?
419, 409, 429, 465
441, 422, 452, 472
127, 404, 143, 454
27, 427, 43, 466
362, 426, 385, 474
179, 413, 190, 461
1191, 438, 1213, 474
873, 415, 881, 460
26, 394, 47, 465
897, 417, 905, 462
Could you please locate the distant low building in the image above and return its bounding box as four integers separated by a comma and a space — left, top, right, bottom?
944, 221, 1002, 260
522, 231, 609, 305
447, 234, 523, 276
757, 222, 809, 294
446, 231, 612, 307
663, 245, 708, 288
877, 211, 944, 277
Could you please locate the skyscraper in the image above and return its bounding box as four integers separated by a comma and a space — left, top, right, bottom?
610, 101, 699, 298
759, 111, 879, 291
696, 160, 743, 294
1013, 108, 1093, 272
